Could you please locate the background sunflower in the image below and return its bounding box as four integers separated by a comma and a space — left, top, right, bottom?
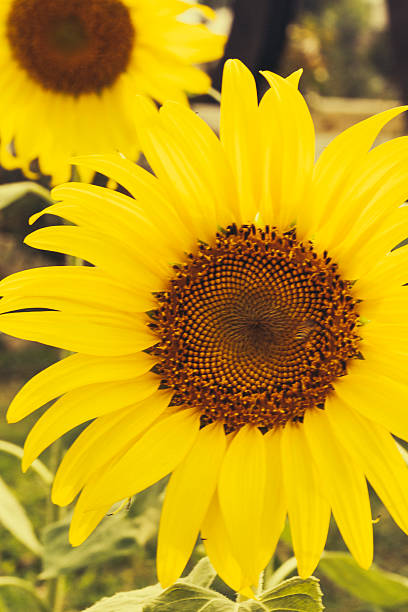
0, 0, 225, 184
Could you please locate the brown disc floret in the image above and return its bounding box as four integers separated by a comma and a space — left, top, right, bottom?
7, 0, 134, 95
150, 225, 361, 432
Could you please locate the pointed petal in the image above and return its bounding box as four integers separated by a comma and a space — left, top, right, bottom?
220, 59, 260, 223
218, 425, 266, 584
201, 493, 249, 594
256, 428, 286, 572
22, 373, 160, 469
258, 71, 315, 233
304, 408, 373, 569
0, 266, 154, 314
69, 490, 111, 546
24, 226, 163, 292
325, 396, 408, 534
80, 408, 200, 510
334, 363, 408, 442
281, 422, 330, 578
308, 106, 408, 235
7, 352, 155, 423
71, 153, 192, 255
0, 310, 154, 356
157, 421, 226, 587
52, 390, 173, 506
159, 101, 239, 228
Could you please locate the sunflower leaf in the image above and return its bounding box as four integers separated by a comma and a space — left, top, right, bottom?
0, 577, 49, 612
319, 551, 408, 606
41, 507, 159, 578
259, 576, 323, 611
0, 181, 51, 210
145, 583, 237, 611
0, 475, 43, 556
182, 556, 217, 588
81, 584, 164, 612
82, 583, 235, 612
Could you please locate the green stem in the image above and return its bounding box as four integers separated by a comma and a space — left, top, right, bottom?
267, 556, 298, 588
46, 439, 66, 612
0, 577, 50, 612
208, 86, 221, 103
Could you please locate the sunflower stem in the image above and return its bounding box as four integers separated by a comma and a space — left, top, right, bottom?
208, 86, 221, 103
46, 438, 66, 611
267, 556, 297, 588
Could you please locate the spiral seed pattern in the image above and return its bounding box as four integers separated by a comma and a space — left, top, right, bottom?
151, 225, 361, 431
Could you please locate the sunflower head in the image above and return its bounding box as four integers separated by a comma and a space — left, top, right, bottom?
1, 59, 408, 594
0, 0, 225, 183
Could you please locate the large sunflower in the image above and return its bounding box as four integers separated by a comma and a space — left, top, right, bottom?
1, 59, 408, 594
0, 0, 225, 184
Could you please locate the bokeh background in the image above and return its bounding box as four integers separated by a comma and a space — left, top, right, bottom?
1, 1, 408, 610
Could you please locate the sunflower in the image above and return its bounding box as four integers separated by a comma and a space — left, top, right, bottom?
1, 59, 408, 594
0, 0, 225, 184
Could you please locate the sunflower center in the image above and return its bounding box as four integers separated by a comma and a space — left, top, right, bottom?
151, 225, 361, 432
6, 0, 134, 95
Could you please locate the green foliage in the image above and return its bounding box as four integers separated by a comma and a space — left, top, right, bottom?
41, 506, 159, 579
0, 578, 49, 612
0, 181, 51, 211
83, 560, 323, 612
319, 552, 408, 607
0, 474, 43, 556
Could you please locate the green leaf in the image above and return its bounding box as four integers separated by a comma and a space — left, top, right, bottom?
82, 584, 164, 612
143, 583, 235, 611
259, 577, 323, 611
0, 440, 52, 486
0, 577, 49, 612
0, 475, 43, 556
0, 181, 51, 210
183, 556, 217, 588
319, 551, 408, 607
41, 506, 159, 578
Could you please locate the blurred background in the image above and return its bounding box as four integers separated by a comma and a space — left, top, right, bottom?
1, 0, 408, 610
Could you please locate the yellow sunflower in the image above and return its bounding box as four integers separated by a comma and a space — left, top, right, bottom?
0, 0, 225, 184
1, 59, 408, 594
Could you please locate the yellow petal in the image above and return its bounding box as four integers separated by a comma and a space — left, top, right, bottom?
0, 266, 154, 314
256, 428, 286, 572
25, 226, 163, 292
303, 408, 373, 570
220, 59, 260, 224
44, 184, 175, 275
354, 246, 408, 299
308, 106, 408, 236
281, 422, 330, 578
258, 70, 315, 234
159, 101, 239, 228
52, 390, 173, 506
70, 154, 190, 254
285, 68, 303, 88
69, 484, 111, 546
157, 421, 226, 587
334, 362, 408, 441
201, 493, 252, 596
324, 137, 408, 265
0, 310, 154, 356
359, 342, 408, 386
218, 425, 266, 584
80, 408, 200, 510
7, 352, 155, 423
325, 396, 408, 534
135, 102, 216, 243
22, 373, 160, 470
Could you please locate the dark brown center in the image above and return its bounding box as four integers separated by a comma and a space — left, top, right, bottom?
7, 0, 134, 95
150, 225, 361, 432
